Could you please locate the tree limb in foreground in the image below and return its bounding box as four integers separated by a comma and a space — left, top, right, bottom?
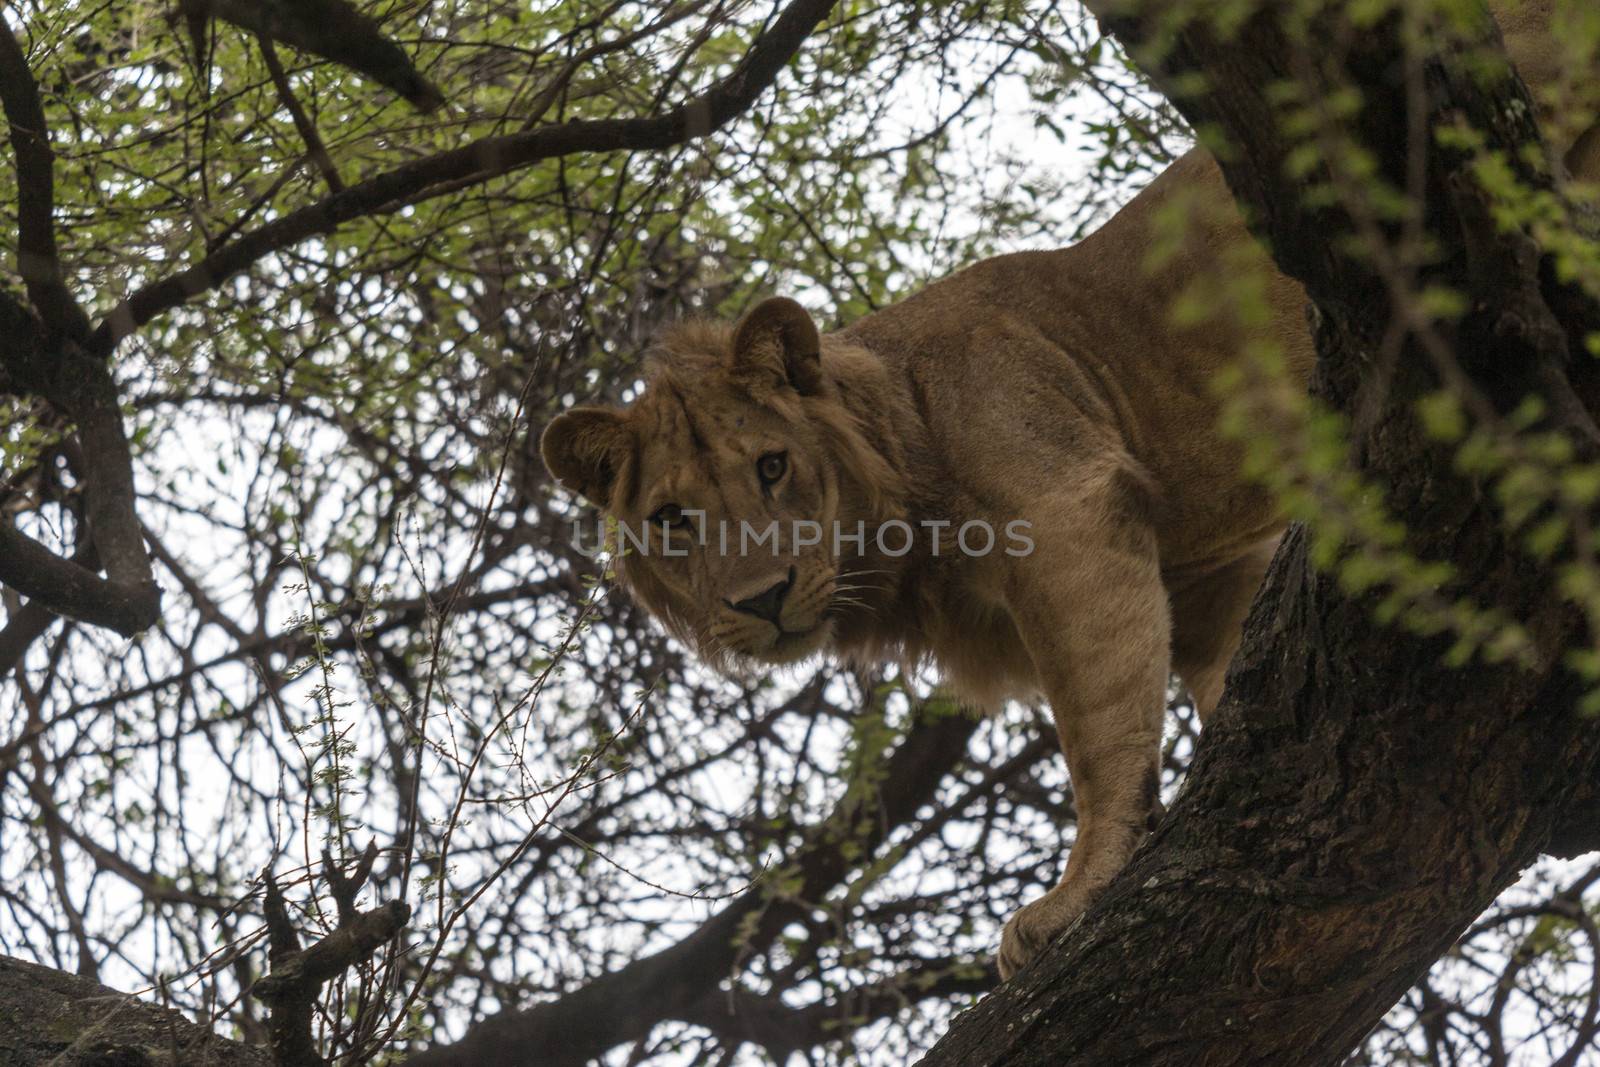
919, 2, 1600, 1064
0, 952, 271, 1066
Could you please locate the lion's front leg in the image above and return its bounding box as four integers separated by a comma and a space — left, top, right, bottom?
998, 506, 1170, 979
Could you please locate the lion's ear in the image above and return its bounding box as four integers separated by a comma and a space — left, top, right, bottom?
539, 406, 631, 506
730, 297, 824, 395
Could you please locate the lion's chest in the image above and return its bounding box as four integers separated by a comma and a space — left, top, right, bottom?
923, 582, 1041, 713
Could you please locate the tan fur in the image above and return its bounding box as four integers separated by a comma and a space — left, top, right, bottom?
541, 1, 1599, 980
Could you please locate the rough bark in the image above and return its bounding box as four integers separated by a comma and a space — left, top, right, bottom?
0, 953, 271, 1067
252, 845, 411, 1067
1548, 760, 1600, 857
919, 3, 1600, 1066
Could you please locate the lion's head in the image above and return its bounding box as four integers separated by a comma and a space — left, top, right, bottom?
540, 297, 907, 671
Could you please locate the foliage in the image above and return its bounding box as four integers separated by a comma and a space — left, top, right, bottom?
0, 1, 1594, 1065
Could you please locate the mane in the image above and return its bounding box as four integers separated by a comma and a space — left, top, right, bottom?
643, 318, 912, 524
646, 319, 735, 382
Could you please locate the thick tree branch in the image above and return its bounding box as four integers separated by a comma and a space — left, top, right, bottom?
253, 846, 411, 1067
0, 523, 155, 638
0, 21, 89, 341
256, 899, 410, 999
182, 0, 445, 112
0, 952, 271, 1066
0, 301, 161, 636
93, 0, 841, 351
920, 3, 1600, 1065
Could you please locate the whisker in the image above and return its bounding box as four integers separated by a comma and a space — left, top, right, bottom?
831, 572, 890, 585
827, 596, 880, 619
829, 583, 887, 599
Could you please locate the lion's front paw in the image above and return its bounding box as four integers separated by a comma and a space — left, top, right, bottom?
997, 889, 1089, 979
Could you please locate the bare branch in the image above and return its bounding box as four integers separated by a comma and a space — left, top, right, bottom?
255, 900, 410, 1001
23, 771, 232, 910
682, 961, 993, 1062
0, 521, 157, 637
0, 598, 57, 677
259, 35, 346, 194
322, 841, 380, 927
402, 706, 980, 1067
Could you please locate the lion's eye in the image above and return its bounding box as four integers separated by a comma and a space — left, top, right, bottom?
757, 451, 788, 487
651, 503, 686, 527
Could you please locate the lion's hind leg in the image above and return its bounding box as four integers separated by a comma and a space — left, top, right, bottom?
1168, 536, 1279, 722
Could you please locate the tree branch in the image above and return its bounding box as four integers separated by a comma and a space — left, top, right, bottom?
682, 960, 992, 1062
0, 524, 155, 638
253, 846, 411, 1067
0, 952, 271, 1066
0, 300, 161, 636
0, 598, 58, 678
22, 770, 232, 910
0, 20, 89, 340
93, 0, 841, 351
183, 0, 445, 112
258, 35, 346, 194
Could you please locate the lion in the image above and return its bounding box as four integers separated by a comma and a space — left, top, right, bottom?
540, 1, 1600, 979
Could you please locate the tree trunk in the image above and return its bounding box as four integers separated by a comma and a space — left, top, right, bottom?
0, 953, 271, 1066
919, 3, 1600, 1065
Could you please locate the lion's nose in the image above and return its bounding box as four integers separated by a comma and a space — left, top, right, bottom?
728, 568, 795, 625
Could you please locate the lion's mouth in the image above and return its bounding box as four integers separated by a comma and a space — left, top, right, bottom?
760, 621, 830, 662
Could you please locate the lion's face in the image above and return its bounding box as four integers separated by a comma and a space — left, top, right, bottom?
541, 298, 887, 670
609, 370, 845, 667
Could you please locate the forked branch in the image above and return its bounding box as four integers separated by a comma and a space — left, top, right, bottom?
253, 843, 411, 1067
